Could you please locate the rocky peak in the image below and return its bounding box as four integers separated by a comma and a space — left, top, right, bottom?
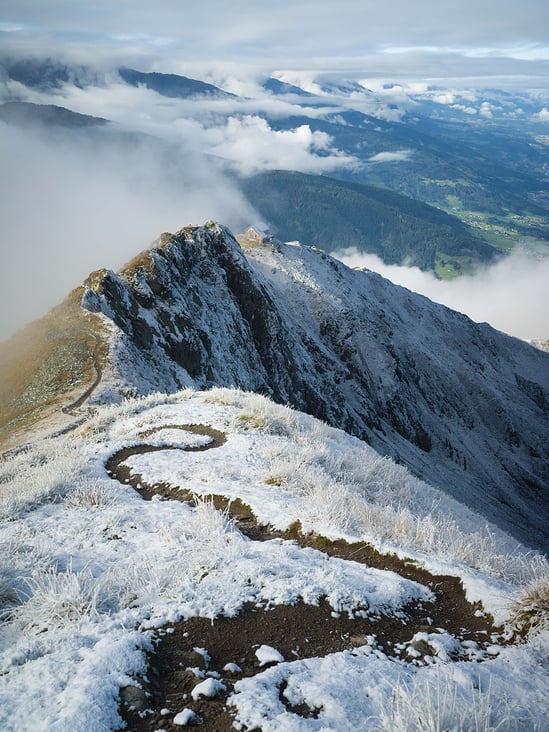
79, 222, 549, 550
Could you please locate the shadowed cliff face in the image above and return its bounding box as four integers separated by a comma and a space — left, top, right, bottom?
79, 222, 549, 551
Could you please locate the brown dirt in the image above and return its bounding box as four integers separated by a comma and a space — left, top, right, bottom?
107, 425, 504, 732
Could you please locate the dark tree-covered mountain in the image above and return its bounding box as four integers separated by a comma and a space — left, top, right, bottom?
238, 170, 495, 271
117, 68, 235, 99
265, 111, 549, 235
0, 101, 109, 128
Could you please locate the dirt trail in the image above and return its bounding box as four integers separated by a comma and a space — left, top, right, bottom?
106, 424, 503, 732
62, 333, 103, 415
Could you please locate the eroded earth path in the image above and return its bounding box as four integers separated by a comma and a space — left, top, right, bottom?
106, 424, 502, 732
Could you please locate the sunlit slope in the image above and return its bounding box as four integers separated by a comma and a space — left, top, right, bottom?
0, 289, 107, 448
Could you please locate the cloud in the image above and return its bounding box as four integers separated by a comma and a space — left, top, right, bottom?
331, 247, 549, 342
0, 73, 355, 170
1, 0, 549, 83
367, 150, 413, 164
0, 122, 257, 341
190, 115, 359, 175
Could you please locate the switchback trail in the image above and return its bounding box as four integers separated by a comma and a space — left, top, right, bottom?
105, 424, 503, 732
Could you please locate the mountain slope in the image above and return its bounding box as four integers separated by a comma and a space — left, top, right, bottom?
0, 288, 108, 448
238, 170, 494, 271
267, 110, 549, 227
3, 58, 80, 89
1, 389, 547, 730
56, 223, 549, 551
0, 101, 109, 128
117, 67, 234, 99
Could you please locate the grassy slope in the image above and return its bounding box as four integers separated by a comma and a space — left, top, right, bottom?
0, 288, 107, 450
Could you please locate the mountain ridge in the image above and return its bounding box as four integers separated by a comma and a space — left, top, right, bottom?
117, 67, 235, 99
4, 222, 544, 549
81, 224, 549, 551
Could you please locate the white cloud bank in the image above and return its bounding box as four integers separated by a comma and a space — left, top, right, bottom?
188, 115, 358, 175
0, 123, 256, 341
331, 247, 549, 342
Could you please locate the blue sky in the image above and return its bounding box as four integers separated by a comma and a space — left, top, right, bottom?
1, 0, 548, 84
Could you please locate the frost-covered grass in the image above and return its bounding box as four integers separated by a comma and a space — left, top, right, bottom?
255, 401, 546, 585
230, 641, 549, 732
376, 671, 544, 732
65, 481, 115, 510
12, 564, 102, 635
0, 388, 548, 731
509, 577, 549, 639
206, 389, 545, 581
0, 440, 85, 520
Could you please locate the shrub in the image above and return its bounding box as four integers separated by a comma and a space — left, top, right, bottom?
376, 672, 542, 731
65, 481, 114, 509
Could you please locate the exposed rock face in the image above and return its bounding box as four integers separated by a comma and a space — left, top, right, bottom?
83, 222, 549, 550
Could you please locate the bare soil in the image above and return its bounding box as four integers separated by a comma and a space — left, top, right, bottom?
106, 425, 504, 732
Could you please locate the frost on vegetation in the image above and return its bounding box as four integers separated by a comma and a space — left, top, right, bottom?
203, 386, 250, 407
0, 440, 86, 520
0, 538, 52, 619
82, 390, 189, 439
106, 499, 244, 611
263, 441, 548, 585
509, 576, 549, 639
190, 498, 240, 558
11, 565, 102, 635
206, 387, 300, 436
108, 551, 196, 610
376, 671, 545, 732
64, 480, 115, 510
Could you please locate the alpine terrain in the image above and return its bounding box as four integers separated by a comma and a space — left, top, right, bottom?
0, 222, 548, 731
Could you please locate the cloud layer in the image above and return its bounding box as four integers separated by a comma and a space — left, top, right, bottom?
1, 2, 548, 341
1, 0, 549, 82
331, 247, 549, 342
0, 122, 256, 340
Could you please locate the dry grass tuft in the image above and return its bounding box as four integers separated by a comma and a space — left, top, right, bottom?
509, 577, 549, 638
65, 482, 114, 510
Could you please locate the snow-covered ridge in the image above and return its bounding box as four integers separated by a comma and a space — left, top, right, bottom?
82, 222, 549, 552
0, 390, 547, 731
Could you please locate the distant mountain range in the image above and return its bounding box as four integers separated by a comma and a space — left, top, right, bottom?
2, 56, 548, 275
117, 67, 235, 99
0, 100, 109, 128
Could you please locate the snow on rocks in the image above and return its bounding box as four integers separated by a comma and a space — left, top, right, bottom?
255, 644, 285, 666
173, 707, 200, 725
190, 677, 226, 700
223, 661, 242, 674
